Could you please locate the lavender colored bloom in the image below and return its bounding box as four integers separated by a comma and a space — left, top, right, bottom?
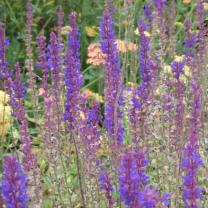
48, 32, 62, 120
153, 0, 166, 14
1, 156, 28, 208
129, 20, 157, 142
162, 193, 171, 206
170, 59, 186, 148
144, 3, 153, 23
64, 12, 83, 128
171, 60, 185, 80
138, 20, 157, 89
118, 149, 149, 208
184, 18, 196, 58
57, 7, 64, 47
80, 99, 100, 158
180, 80, 203, 208
139, 186, 171, 208
118, 149, 170, 208
139, 186, 161, 208
118, 150, 140, 207
99, 171, 114, 208
9, 63, 37, 172
100, 0, 124, 143
48, 32, 61, 91
0, 24, 12, 81
37, 35, 49, 92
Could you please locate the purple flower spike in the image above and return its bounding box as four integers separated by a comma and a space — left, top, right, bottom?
0, 24, 11, 81
64, 12, 83, 128
171, 61, 185, 80
99, 171, 114, 208
181, 80, 203, 208
144, 3, 153, 23
118, 149, 149, 208
100, 0, 124, 143
1, 156, 28, 208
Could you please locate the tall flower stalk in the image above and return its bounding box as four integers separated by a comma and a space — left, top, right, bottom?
117, 148, 170, 208
64, 13, 83, 129
64, 12, 85, 207
9, 63, 42, 207
130, 20, 157, 144
180, 80, 203, 208
1, 155, 28, 208
25, 0, 37, 108
99, 171, 114, 208
100, 0, 124, 144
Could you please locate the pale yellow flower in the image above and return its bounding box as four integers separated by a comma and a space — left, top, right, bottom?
175, 22, 184, 27
164, 65, 172, 74
134, 28, 151, 37
144, 31, 151, 37
0, 103, 11, 124
80, 111, 86, 121
0, 123, 10, 137
203, 3, 208, 11
174, 55, 184, 62
61, 26, 72, 35
184, 65, 192, 77
179, 74, 188, 84
116, 39, 128, 53
182, 0, 191, 4
85, 26, 98, 37
0, 103, 11, 138
155, 87, 161, 96
0, 91, 10, 104
134, 28, 139, 35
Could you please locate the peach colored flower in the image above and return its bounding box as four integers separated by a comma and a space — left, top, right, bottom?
86, 43, 106, 65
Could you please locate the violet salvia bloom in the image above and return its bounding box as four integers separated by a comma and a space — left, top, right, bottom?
118, 149, 140, 207
9, 63, 37, 172
153, 0, 166, 11
196, 0, 205, 32
37, 35, 49, 93
25, 0, 35, 95
1, 156, 28, 208
118, 149, 170, 208
129, 20, 157, 142
100, 1, 124, 143
139, 186, 161, 208
80, 99, 100, 159
180, 80, 203, 208
139, 186, 171, 208
64, 12, 83, 128
0, 24, 12, 82
118, 149, 149, 208
171, 60, 185, 80
48, 32, 62, 127
99, 171, 114, 208
144, 3, 153, 23
171, 59, 186, 147
138, 20, 156, 85
184, 18, 196, 58
57, 7, 64, 47
49, 32, 61, 94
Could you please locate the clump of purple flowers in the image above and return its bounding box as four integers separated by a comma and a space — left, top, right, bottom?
100, 0, 124, 143
117, 149, 170, 208
180, 80, 203, 208
99, 171, 114, 208
1, 155, 28, 208
64, 12, 83, 129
